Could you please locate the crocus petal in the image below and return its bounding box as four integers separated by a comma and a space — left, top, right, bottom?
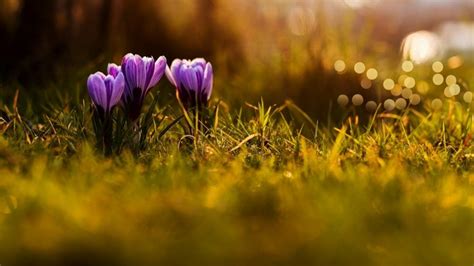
148, 56, 166, 91
87, 73, 107, 109
202, 62, 213, 100
123, 54, 138, 98
165, 66, 176, 87
180, 66, 198, 92
104, 75, 115, 110
191, 58, 206, 69
143, 57, 155, 90
170, 59, 183, 85
135, 55, 147, 92
107, 63, 121, 78
110, 72, 125, 108
87, 75, 99, 105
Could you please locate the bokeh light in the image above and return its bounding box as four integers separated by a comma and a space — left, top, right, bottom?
383, 79, 395, 90
391, 84, 403, 96
409, 94, 421, 105
401, 88, 413, 99
445, 75, 457, 86
403, 76, 416, 89
360, 78, 372, 89
444, 86, 453, 97
431, 98, 443, 110
365, 101, 377, 112
447, 56, 463, 69
432, 74, 444, 85
384, 99, 395, 111
354, 62, 366, 74
334, 60, 346, 73
416, 81, 429, 94
395, 98, 407, 110
432, 61, 444, 73
337, 94, 349, 107
352, 94, 364, 106
402, 31, 443, 64
448, 84, 461, 96
463, 91, 473, 103
398, 74, 408, 85
366, 68, 378, 80
401, 60, 414, 72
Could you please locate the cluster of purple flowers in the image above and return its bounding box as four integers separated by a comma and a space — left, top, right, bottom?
87, 54, 213, 121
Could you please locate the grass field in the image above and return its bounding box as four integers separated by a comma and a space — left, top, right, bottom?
0, 83, 473, 265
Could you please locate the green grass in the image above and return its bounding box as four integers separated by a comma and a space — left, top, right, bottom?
0, 92, 473, 266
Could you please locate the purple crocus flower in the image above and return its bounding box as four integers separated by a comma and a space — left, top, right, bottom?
87, 71, 125, 115
166, 58, 213, 109
107, 63, 121, 78
120, 53, 166, 121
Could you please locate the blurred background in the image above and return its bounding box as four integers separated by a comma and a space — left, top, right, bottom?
0, 0, 473, 118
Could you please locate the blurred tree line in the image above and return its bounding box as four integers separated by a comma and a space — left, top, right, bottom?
0, 0, 241, 86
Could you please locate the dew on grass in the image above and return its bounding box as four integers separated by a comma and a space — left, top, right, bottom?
352, 94, 364, 106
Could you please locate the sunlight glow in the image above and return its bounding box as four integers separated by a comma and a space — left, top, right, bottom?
344, 0, 380, 9
402, 31, 443, 64
288, 7, 316, 36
